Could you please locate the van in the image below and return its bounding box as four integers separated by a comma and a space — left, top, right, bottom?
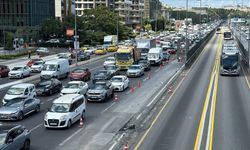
44, 94, 86, 128
3, 83, 36, 104
147, 47, 163, 65
41, 59, 69, 79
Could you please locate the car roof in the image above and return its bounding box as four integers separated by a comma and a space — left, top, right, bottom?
112, 75, 126, 78
0, 124, 20, 131
68, 81, 83, 84
11, 83, 34, 88
53, 94, 83, 104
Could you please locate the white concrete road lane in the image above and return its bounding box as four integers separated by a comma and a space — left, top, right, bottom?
0, 53, 182, 150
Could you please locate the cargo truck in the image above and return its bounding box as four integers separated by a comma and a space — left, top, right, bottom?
136, 39, 156, 59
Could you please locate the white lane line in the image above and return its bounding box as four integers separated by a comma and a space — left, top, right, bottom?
155, 68, 160, 73
30, 124, 43, 132
59, 128, 83, 146
101, 102, 116, 114
136, 113, 142, 120
108, 142, 117, 150
117, 133, 125, 142
143, 78, 147, 82
146, 67, 184, 108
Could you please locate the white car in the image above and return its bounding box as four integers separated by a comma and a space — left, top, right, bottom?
36, 47, 49, 54
85, 47, 97, 54
126, 64, 144, 77
110, 75, 129, 91
103, 57, 116, 67
31, 61, 44, 72
3, 83, 36, 104
55, 53, 71, 59
8, 66, 31, 79
44, 94, 86, 128
61, 81, 88, 95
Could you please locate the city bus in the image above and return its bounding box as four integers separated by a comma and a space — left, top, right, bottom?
223, 28, 233, 40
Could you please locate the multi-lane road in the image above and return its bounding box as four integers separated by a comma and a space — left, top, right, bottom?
132, 29, 250, 150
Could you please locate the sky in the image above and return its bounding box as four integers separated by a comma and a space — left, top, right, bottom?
160, 0, 250, 8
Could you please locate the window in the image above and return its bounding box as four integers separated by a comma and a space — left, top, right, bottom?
24, 99, 34, 105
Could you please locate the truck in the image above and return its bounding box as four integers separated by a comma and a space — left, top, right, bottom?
115, 46, 141, 70
136, 39, 156, 59
220, 41, 240, 76
148, 47, 163, 65
103, 35, 118, 48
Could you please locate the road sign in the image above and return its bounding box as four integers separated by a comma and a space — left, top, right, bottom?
74, 41, 79, 50
74, 35, 79, 39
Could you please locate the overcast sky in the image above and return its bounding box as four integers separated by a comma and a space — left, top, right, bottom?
160, 0, 250, 8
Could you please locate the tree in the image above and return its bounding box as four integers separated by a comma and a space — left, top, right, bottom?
144, 24, 152, 31
40, 19, 63, 39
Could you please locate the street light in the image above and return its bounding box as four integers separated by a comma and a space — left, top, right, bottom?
74, 6, 79, 66
109, 3, 119, 43
185, 0, 189, 66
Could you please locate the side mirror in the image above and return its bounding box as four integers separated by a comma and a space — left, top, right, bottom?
24, 104, 28, 107
7, 138, 13, 144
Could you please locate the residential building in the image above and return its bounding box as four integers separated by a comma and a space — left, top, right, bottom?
55, 0, 75, 20
144, 0, 162, 20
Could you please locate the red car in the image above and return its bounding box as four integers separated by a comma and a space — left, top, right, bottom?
69, 68, 91, 81
167, 48, 176, 54
0, 65, 10, 78
26, 58, 44, 67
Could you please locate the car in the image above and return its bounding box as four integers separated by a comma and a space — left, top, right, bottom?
95, 47, 107, 55
138, 59, 150, 71
77, 52, 90, 61
36, 79, 62, 96
126, 64, 144, 77
0, 97, 40, 120
44, 94, 86, 128
107, 45, 118, 52
86, 81, 114, 102
61, 81, 88, 95
0, 65, 10, 78
30, 61, 44, 72
0, 124, 31, 150
3, 83, 36, 104
104, 65, 120, 76
103, 57, 116, 67
26, 58, 44, 67
46, 39, 60, 43
69, 68, 91, 81
110, 75, 129, 91
92, 70, 113, 83
36, 47, 49, 55
84, 47, 97, 54
8, 66, 31, 79
162, 52, 171, 62
55, 53, 73, 65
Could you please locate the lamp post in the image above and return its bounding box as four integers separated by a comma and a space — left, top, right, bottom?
74, 7, 79, 66
110, 3, 119, 43
185, 0, 189, 66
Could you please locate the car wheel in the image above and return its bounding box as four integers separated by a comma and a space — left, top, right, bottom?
67, 120, 72, 128
23, 140, 30, 150
0, 75, 1, 78
111, 91, 114, 98
35, 105, 40, 113
18, 112, 24, 120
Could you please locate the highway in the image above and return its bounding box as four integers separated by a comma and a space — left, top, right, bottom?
0, 51, 182, 149
133, 30, 250, 150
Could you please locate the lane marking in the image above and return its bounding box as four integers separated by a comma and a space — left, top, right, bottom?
143, 78, 147, 82
136, 113, 142, 120
154, 68, 160, 73
59, 128, 83, 146
100, 102, 116, 114
241, 65, 250, 89
134, 33, 219, 150
108, 142, 117, 150
30, 124, 43, 132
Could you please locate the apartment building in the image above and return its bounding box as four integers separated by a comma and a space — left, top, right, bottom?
55, 0, 75, 20
144, 0, 161, 20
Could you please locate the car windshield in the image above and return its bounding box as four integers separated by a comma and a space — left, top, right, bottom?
95, 71, 107, 76
33, 61, 43, 65
116, 53, 131, 60
129, 66, 140, 70
64, 83, 79, 89
12, 67, 22, 71
106, 66, 116, 70
50, 103, 70, 113
72, 69, 85, 73
7, 87, 24, 95
4, 98, 24, 107
0, 132, 7, 145
91, 84, 105, 90
222, 55, 238, 69
141, 48, 149, 53
42, 64, 57, 71
139, 60, 147, 64
38, 80, 51, 86
106, 58, 115, 61
111, 77, 123, 82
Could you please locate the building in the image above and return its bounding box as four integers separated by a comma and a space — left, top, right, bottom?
74, 0, 144, 26
55, 0, 75, 21
144, 0, 162, 20
161, 4, 170, 21
0, 0, 55, 31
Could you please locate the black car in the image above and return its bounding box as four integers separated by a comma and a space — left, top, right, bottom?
77, 52, 90, 61
0, 124, 31, 150
138, 59, 151, 71
36, 78, 62, 96
92, 70, 113, 83
162, 52, 171, 61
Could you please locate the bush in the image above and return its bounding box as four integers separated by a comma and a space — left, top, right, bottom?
0, 49, 36, 59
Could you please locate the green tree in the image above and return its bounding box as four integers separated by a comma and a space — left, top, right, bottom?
40, 19, 63, 39
5, 32, 14, 50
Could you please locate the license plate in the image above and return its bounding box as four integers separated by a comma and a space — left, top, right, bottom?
50, 123, 57, 125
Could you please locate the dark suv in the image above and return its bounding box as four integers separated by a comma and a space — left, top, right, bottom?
0, 124, 31, 150
0, 65, 10, 78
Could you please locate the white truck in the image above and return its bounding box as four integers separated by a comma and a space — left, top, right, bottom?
41, 59, 70, 79
103, 35, 118, 48
136, 39, 156, 59
148, 47, 163, 65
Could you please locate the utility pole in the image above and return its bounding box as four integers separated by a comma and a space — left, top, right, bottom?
248, 16, 250, 67
185, 0, 189, 65
74, 7, 79, 66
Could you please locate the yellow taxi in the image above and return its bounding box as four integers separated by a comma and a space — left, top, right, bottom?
95, 47, 107, 55
107, 45, 118, 52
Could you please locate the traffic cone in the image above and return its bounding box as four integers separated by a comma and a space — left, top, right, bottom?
79, 117, 84, 128
147, 73, 151, 80
131, 86, 135, 94
137, 81, 141, 88
160, 64, 163, 70
124, 143, 128, 150
168, 86, 173, 94
114, 94, 119, 102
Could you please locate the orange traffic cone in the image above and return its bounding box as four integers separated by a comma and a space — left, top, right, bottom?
79, 117, 84, 128
137, 81, 141, 88
124, 143, 128, 150
160, 64, 163, 70
147, 73, 151, 80
114, 94, 119, 102
131, 86, 135, 94
168, 86, 173, 94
